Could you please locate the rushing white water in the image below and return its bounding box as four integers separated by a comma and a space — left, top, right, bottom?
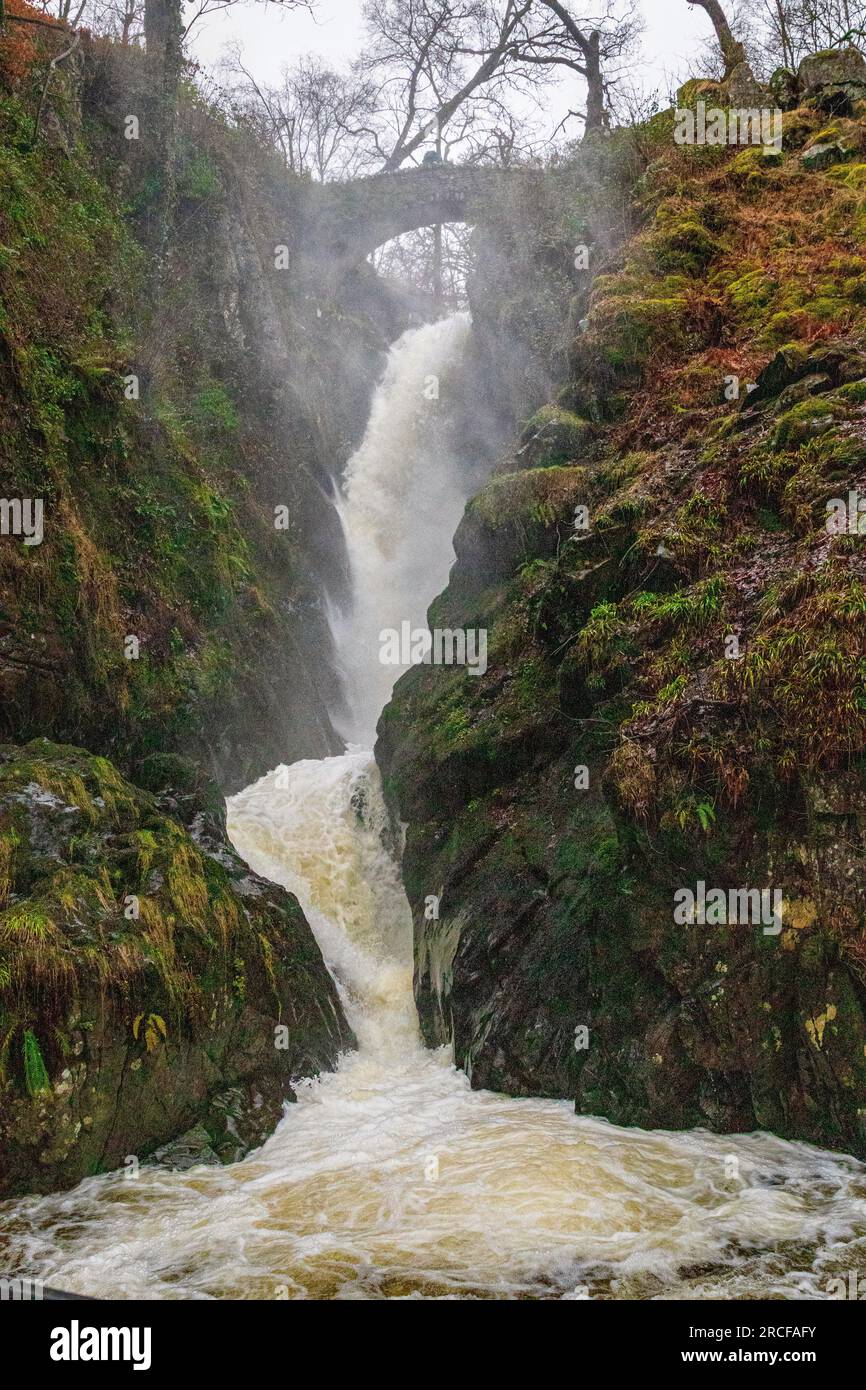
327, 312, 473, 745
3, 314, 866, 1300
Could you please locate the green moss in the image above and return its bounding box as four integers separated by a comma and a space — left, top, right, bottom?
649, 208, 721, 275
828, 161, 866, 189
521, 405, 592, 464
773, 398, 839, 449
470, 466, 587, 531
724, 268, 777, 326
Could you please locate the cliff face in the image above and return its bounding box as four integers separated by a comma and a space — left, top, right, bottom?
379, 63, 866, 1156
0, 741, 353, 1196
0, 34, 419, 794
0, 31, 397, 1193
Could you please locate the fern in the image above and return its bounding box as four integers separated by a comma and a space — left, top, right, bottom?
133, 1012, 168, 1053
23, 1029, 50, 1097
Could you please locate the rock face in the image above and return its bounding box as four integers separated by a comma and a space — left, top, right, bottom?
0, 40, 420, 797
798, 46, 866, 114
0, 741, 352, 1196
724, 61, 766, 108
378, 81, 866, 1158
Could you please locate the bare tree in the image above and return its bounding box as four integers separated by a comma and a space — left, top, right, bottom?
358, 0, 639, 166
686, 0, 747, 75
103, 0, 144, 42
360, 0, 544, 169
180, 0, 311, 40
227, 52, 378, 179
22, 0, 143, 39
790, 0, 866, 53
720, 0, 866, 76
511, 0, 641, 134
373, 221, 473, 304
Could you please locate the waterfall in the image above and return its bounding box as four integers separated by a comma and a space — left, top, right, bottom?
326, 312, 473, 747
227, 313, 478, 1054
3, 314, 866, 1301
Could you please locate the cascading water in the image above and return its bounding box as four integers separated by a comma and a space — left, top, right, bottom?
3, 315, 866, 1300
326, 313, 475, 747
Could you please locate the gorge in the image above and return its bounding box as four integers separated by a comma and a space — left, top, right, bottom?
2, 4, 866, 1305
4, 310, 866, 1301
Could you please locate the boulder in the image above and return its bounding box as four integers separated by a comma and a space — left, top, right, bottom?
799, 46, 866, 114
725, 61, 767, 108
769, 66, 800, 110
518, 405, 594, 467
802, 140, 852, 169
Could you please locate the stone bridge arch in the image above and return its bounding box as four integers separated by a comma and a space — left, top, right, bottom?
302, 165, 550, 267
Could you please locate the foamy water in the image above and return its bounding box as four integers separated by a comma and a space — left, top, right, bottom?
2, 316, 866, 1300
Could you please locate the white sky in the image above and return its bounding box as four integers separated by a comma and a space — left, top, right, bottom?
188, 0, 714, 116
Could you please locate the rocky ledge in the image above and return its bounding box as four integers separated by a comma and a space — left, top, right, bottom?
0, 741, 352, 1197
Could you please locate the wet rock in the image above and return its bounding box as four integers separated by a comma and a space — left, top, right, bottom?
0, 740, 353, 1198
150, 1124, 221, 1171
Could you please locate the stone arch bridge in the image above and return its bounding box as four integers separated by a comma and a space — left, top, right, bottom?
302, 164, 553, 268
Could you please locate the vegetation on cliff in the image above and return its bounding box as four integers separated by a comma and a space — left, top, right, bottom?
0, 21, 393, 791
0, 739, 352, 1195
0, 14, 374, 1196
379, 50, 866, 1155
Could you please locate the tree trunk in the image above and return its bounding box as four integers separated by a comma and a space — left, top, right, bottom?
432, 223, 443, 312
583, 30, 605, 133
143, 0, 184, 263
432, 125, 444, 311
145, 0, 179, 55
689, 0, 746, 77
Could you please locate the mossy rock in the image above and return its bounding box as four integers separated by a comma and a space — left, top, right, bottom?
775, 372, 833, 408
676, 79, 725, 106
0, 741, 352, 1196
589, 291, 697, 375
828, 160, 866, 189
773, 398, 839, 449
799, 47, 866, 114
729, 146, 783, 188
769, 67, 800, 111
519, 405, 593, 467
780, 108, 823, 148
802, 141, 853, 170
744, 342, 810, 405
649, 212, 721, 276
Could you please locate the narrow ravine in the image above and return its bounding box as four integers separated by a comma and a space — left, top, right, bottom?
3, 316, 866, 1300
